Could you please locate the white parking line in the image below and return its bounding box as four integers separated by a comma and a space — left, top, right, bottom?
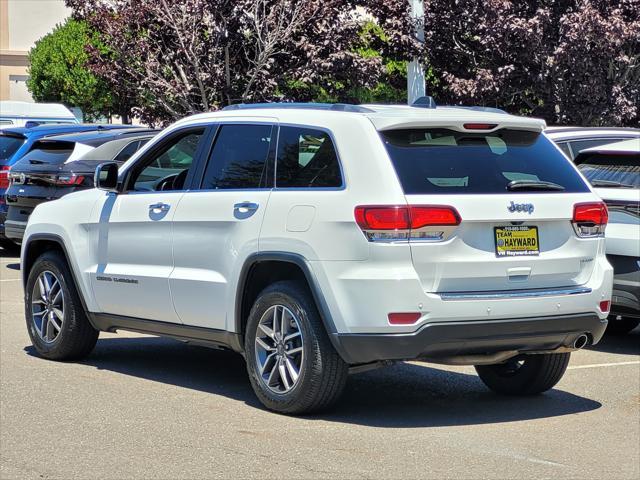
0, 278, 21, 282
568, 361, 640, 370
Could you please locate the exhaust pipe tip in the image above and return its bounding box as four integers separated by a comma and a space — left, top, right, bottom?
573, 334, 589, 350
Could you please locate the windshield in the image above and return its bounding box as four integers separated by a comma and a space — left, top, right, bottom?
380, 128, 589, 194
0, 135, 25, 162
577, 153, 640, 187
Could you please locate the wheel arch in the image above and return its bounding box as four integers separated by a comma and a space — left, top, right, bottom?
235, 252, 348, 360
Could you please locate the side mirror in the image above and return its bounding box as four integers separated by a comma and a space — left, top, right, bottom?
94, 162, 119, 192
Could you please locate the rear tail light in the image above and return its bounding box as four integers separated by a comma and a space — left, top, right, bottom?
55, 174, 85, 186
354, 205, 460, 242
0, 166, 10, 189
388, 312, 422, 325
572, 202, 608, 237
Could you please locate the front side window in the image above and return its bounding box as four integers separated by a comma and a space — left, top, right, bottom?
130, 129, 204, 191
381, 128, 590, 194
276, 126, 342, 188
200, 124, 273, 189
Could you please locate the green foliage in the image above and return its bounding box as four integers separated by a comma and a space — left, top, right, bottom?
27, 19, 112, 121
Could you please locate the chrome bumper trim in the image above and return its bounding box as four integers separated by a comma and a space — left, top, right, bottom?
439, 286, 592, 301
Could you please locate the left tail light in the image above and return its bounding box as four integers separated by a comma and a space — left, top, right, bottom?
572, 202, 608, 237
0, 166, 10, 189
354, 205, 461, 241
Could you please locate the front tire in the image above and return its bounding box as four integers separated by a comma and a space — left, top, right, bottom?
244, 281, 348, 415
475, 353, 570, 395
25, 251, 99, 360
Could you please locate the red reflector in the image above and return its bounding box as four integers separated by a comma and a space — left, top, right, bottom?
463, 123, 498, 130
599, 300, 611, 313
573, 202, 608, 225
388, 312, 421, 325
354, 205, 460, 230
0, 166, 10, 189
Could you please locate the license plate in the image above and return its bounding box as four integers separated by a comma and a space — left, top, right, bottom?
494, 226, 539, 257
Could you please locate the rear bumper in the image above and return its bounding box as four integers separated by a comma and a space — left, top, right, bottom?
333, 313, 607, 364
4, 218, 26, 243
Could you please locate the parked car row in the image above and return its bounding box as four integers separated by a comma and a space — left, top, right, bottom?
16, 100, 639, 415
0, 123, 157, 248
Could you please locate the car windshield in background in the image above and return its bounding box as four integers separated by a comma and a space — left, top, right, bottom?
381, 128, 589, 194
0, 135, 25, 161
577, 153, 640, 188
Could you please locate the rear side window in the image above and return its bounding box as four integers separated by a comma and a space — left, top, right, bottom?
569, 138, 626, 157
114, 140, 147, 163
577, 153, 640, 187
276, 126, 342, 188
0, 135, 24, 161
381, 128, 589, 194
201, 124, 273, 189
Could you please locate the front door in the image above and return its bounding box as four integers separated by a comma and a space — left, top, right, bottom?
89, 127, 208, 322
170, 122, 275, 330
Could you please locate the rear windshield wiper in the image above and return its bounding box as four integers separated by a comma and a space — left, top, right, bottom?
590, 179, 635, 189
506, 180, 565, 191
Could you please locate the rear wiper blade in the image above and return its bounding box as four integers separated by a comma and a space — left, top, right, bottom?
590, 180, 635, 189
506, 180, 565, 191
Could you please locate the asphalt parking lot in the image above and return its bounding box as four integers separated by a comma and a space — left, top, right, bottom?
1, 248, 638, 480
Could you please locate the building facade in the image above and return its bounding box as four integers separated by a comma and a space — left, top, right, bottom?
0, 0, 70, 101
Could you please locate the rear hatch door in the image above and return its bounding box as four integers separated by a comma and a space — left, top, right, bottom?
380, 125, 601, 293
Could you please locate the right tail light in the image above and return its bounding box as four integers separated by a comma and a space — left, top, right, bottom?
572, 202, 608, 237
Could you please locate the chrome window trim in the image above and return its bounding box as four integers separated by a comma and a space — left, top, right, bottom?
439, 286, 593, 301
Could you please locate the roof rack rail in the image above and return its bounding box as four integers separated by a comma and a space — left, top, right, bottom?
222, 103, 375, 113
411, 96, 437, 109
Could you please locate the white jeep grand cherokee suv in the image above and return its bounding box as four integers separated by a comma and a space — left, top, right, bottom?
21, 102, 613, 414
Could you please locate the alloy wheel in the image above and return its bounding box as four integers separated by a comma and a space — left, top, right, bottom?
31, 270, 64, 344
254, 305, 304, 394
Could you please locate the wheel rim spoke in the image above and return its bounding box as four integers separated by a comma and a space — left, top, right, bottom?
31, 271, 64, 344
255, 304, 304, 394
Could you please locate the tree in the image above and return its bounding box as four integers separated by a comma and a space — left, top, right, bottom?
27, 19, 115, 121
423, 0, 640, 126
66, 0, 423, 125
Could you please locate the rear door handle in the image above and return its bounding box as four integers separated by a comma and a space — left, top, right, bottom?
149, 202, 170, 212
234, 202, 259, 213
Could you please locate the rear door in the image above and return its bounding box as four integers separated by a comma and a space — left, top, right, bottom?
170, 122, 275, 330
380, 127, 600, 293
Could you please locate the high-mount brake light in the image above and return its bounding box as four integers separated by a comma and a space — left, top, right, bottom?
572, 202, 608, 237
463, 123, 498, 130
354, 205, 460, 242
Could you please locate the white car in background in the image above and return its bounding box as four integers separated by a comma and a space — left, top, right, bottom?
0, 101, 79, 128
545, 126, 640, 160
574, 138, 640, 333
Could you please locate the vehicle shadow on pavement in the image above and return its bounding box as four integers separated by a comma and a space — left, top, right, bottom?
588, 329, 640, 356
25, 336, 602, 427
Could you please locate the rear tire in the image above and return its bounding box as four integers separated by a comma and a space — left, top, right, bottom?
244, 280, 348, 415
475, 353, 570, 395
25, 250, 99, 360
606, 316, 640, 335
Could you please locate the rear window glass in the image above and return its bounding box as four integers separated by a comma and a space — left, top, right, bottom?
577, 153, 640, 187
381, 128, 589, 194
0, 135, 25, 161
12, 141, 74, 168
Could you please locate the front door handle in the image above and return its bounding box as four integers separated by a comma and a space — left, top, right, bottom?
149, 202, 170, 213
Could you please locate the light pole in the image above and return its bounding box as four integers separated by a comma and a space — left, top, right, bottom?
407, 0, 425, 104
